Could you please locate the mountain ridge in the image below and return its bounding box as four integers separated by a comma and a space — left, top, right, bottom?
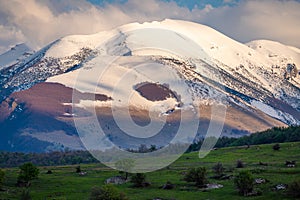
0, 19, 299, 152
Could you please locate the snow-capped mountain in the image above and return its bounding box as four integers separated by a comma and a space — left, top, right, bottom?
0, 19, 299, 152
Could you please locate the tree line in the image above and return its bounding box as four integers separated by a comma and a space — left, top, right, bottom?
187, 126, 300, 152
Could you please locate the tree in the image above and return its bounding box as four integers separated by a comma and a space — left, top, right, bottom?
20, 189, 32, 200
76, 166, 81, 173
212, 162, 225, 177
273, 143, 281, 151
184, 167, 208, 187
115, 159, 134, 180
0, 169, 5, 189
18, 163, 39, 185
138, 144, 148, 153
236, 160, 244, 168
90, 184, 128, 200
234, 171, 254, 196
131, 173, 147, 187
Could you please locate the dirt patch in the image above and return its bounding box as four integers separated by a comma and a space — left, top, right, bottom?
134, 82, 179, 102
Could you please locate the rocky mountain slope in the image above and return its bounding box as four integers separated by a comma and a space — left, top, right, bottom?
0, 19, 299, 152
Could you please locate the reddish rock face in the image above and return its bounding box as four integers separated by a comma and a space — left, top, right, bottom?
0, 82, 112, 122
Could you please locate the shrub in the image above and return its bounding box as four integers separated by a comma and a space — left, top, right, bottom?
90, 184, 127, 200
76, 166, 81, 173
212, 162, 225, 177
287, 179, 300, 198
18, 163, 39, 185
131, 173, 147, 187
236, 160, 244, 168
0, 169, 5, 189
234, 171, 254, 196
20, 189, 32, 200
273, 143, 281, 151
184, 167, 208, 187
115, 159, 134, 180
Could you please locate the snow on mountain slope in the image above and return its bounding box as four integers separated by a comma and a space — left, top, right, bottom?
2, 19, 300, 152
0, 44, 33, 71
44, 19, 300, 126
1, 19, 300, 128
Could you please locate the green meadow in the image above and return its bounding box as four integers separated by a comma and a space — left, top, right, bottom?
1, 142, 300, 200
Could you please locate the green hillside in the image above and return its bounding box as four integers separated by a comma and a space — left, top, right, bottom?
1, 142, 300, 199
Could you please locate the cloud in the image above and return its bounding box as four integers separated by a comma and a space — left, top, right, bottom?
200, 0, 300, 46
0, 0, 299, 54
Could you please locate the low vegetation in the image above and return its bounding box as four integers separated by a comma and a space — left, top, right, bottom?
17, 163, 39, 186
0, 140, 299, 199
287, 178, 300, 198
0, 169, 4, 189
90, 184, 128, 200
184, 167, 208, 187
234, 171, 254, 196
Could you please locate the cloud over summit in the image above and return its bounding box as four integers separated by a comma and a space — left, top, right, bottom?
0, 0, 299, 53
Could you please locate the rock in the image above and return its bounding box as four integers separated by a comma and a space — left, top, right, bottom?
162, 181, 175, 190
105, 176, 127, 184
285, 160, 296, 167
255, 178, 266, 184
275, 184, 286, 190
205, 183, 223, 190
79, 172, 87, 176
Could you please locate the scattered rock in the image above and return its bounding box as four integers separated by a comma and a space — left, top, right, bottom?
79, 172, 87, 176
161, 181, 175, 190
105, 176, 127, 184
285, 161, 296, 168
142, 182, 151, 187
255, 178, 266, 184
205, 183, 223, 190
274, 184, 287, 191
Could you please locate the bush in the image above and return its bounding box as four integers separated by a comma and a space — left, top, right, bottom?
0, 169, 5, 189
76, 166, 81, 173
115, 159, 134, 180
236, 160, 244, 168
287, 179, 300, 198
184, 167, 208, 187
212, 162, 225, 177
90, 184, 127, 200
234, 171, 254, 196
273, 143, 281, 151
131, 173, 147, 187
18, 163, 39, 186
20, 189, 32, 200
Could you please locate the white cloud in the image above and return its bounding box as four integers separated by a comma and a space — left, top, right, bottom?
0, 0, 299, 54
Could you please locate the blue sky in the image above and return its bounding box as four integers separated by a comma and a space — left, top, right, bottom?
88, 0, 240, 9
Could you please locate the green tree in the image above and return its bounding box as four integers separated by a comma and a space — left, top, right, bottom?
234, 171, 254, 196
131, 173, 146, 187
18, 163, 39, 185
115, 159, 134, 180
20, 189, 32, 200
212, 162, 225, 177
273, 143, 280, 151
0, 169, 5, 189
90, 184, 128, 200
184, 167, 208, 187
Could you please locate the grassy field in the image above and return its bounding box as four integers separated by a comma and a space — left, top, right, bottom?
1, 142, 300, 200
